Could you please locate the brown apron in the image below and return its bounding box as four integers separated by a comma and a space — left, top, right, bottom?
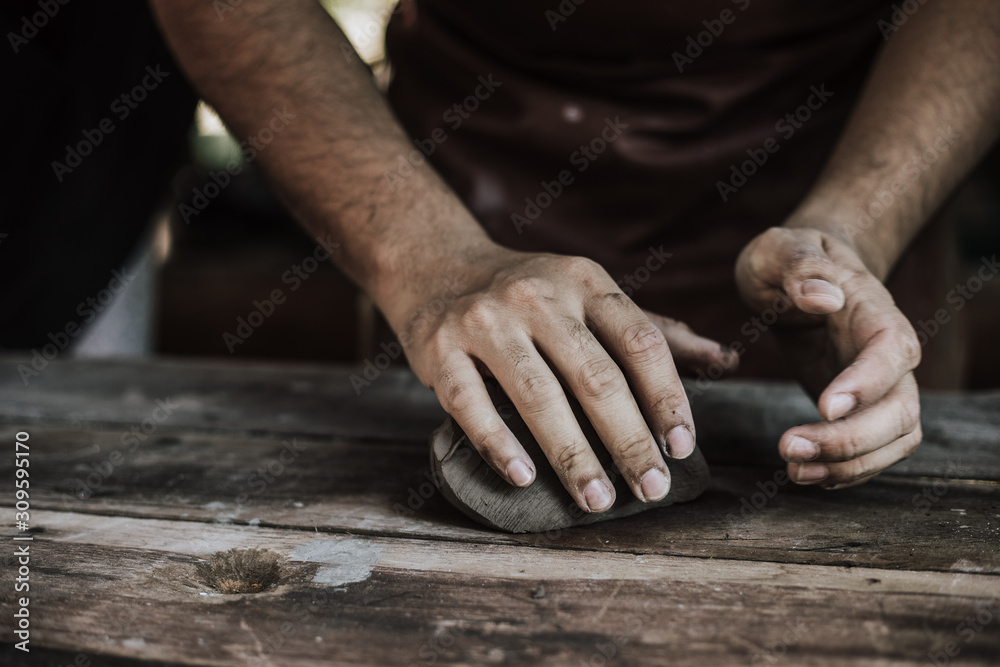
384, 1, 963, 386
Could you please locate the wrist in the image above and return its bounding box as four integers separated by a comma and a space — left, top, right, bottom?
367, 232, 510, 338
783, 197, 894, 282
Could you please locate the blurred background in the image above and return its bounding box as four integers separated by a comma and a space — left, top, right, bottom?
2, 0, 999, 387
158, 0, 395, 365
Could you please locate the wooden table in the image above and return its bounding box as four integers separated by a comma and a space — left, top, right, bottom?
1, 357, 998, 666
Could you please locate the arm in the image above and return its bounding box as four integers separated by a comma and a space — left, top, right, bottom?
150, 0, 737, 512
149, 0, 489, 316
736, 0, 1000, 487
790, 0, 1000, 279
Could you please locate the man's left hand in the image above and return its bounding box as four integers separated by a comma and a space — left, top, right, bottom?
735, 227, 923, 488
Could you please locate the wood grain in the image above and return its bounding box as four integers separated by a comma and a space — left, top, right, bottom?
3, 425, 997, 574
2, 511, 998, 667
2, 357, 997, 479
3, 358, 999, 666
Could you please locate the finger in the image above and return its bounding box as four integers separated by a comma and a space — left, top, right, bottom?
781, 374, 921, 464
586, 293, 696, 460
537, 315, 671, 503
643, 310, 740, 376
818, 297, 922, 421
487, 337, 617, 513
786, 424, 922, 487
431, 356, 536, 487
746, 228, 846, 315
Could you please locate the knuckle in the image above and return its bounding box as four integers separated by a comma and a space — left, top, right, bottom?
828, 431, 861, 462
469, 425, 511, 463
789, 247, 827, 276
842, 433, 863, 461
550, 443, 591, 477
902, 424, 923, 458
563, 255, 613, 293
498, 275, 548, 305
760, 226, 785, 244
423, 331, 454, 363
897, 328, 923, 369
621, 321, 668, 360
899, 397, 921, 434
561, 255, 603, 278
844, 457, 876, 481
459, 300, 497, 330
437, 377, 476, 416
576, 357, 625, 399
648, 388, 688, 421
610, 434, 653, 465
514, 372, 560, 408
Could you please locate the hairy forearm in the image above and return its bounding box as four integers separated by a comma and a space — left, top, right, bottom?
788, 0, 1000, 281
149, 0, 495, 322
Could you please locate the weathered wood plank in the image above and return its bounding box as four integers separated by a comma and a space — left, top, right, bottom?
0, 356, 444, 442
4, 426, 997, 574
1, 512, 998, 666
2, 357, 998, 479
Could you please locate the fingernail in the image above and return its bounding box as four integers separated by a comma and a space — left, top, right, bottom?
640, 469, 670, 502
801, 279, 844, 304
506, 460, 534, 487
786, 436, 819, 461
584, 479, 614, 512
827, 393, 856, 420
666, 426, 695, 459
795, 463, 829, 483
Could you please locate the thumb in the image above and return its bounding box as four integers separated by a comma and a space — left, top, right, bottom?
746, 228, 846, 316
783, 250, 845, 315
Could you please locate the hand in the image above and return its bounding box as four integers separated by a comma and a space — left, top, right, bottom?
397, 247, 738, 513
735, 227, 923, 489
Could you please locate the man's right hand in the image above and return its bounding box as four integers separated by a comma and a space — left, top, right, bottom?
148, 0, 736, 513
395, 246, 738, 514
